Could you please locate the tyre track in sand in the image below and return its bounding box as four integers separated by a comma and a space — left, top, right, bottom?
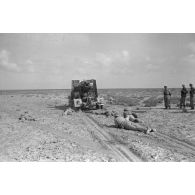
83, 113, 143, 162
154, 131, 195, 156
84, 113, 195, 160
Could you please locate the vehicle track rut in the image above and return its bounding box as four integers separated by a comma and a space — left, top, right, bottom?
84, 112, 195, 160
155, 132, 195, 156
83, 113, 143, 162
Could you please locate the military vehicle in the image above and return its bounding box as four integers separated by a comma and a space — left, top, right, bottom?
69, 79, 103, 110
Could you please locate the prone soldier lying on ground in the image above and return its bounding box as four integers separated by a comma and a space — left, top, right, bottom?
114, 112, 156, 134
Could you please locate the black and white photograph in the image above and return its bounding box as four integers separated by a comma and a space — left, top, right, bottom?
1, 1, 195, 195
1, 33, 195, 162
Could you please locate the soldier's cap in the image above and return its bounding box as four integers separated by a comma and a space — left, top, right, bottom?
114, 112, 120, 117
124, 108, 130, 111
189, 83, 193, 86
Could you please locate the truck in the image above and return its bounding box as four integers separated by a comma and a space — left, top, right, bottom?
69, 79, 103, 110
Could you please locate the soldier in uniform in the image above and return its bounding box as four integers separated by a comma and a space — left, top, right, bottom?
189, 83, 195, 110
98, 96, 104, 109
114, 112, 156, 134
180, 84, 188, 109
163, 86, 171, 109
123, 108, 140, 123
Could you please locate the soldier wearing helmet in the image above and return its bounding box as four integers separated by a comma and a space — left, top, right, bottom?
180, 84, 188, 109
114, 112, 156, 134
163, 86, 171, 109
189, 83, 195, 110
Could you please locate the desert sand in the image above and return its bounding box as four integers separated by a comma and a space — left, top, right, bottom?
0, 89, 195, 161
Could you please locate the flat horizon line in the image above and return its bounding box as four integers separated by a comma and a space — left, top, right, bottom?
0, 87, 181, 91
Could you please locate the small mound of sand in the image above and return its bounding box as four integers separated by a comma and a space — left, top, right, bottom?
63, 108, 75, 116
19, 111, 36, 122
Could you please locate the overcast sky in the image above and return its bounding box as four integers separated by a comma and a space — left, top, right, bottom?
0, 33, 195, 89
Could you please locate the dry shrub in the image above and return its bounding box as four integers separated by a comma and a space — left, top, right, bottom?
170, 96, 180, 105
170, 96, 190, 107
143, 96, 163, 107
112, 96, 140, 106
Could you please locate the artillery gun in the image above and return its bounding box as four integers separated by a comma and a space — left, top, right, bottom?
69, 79, 103, 110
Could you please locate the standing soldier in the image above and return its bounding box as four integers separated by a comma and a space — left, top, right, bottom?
109, 97, 114, 104
189, 83, 195, 110
163, 86, 171, 109
180, 84, 188, 109
98, 96, 104, 109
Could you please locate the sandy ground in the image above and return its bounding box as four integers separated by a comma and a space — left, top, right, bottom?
0, 92, 195, 161
90, 105, 195, 161
0, 94, 116, 161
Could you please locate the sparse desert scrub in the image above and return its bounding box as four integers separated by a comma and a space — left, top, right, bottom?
101, 94, 140, 106
170, 96, 180, 105
111, 96, 140, 106
143, 96, 163, 107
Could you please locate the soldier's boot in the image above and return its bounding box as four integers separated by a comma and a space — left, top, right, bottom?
145, 128, 156, 134
145, 128, 151, 134
190, 100, 194, 109
151, 128, 157, 132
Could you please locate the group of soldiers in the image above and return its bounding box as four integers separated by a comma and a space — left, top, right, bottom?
113, 84, 195, 134
164, 84, 195, 110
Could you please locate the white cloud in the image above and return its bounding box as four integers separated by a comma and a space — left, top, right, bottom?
67, 50, 133, 79
0, 50, 39, 73
24, 60, 36, 73
184, 54, 195, 65
122, 50, 129, 58
24, 34, 90, 47
91, 50, 132, 76
188, 42, 195, 53
95, 50, 130, 67
184, 42, 195, 65
0, 50, 21, 72
95, 53, 112, 67
145, 56, 151, 61
146, 63, 159, 71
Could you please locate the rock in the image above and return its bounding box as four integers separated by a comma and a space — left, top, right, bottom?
151, 154, 158, 160
105, 111, 110, 117
18, 112, 36, 122
64, 108, 74, 115
26, 147, 30, 152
